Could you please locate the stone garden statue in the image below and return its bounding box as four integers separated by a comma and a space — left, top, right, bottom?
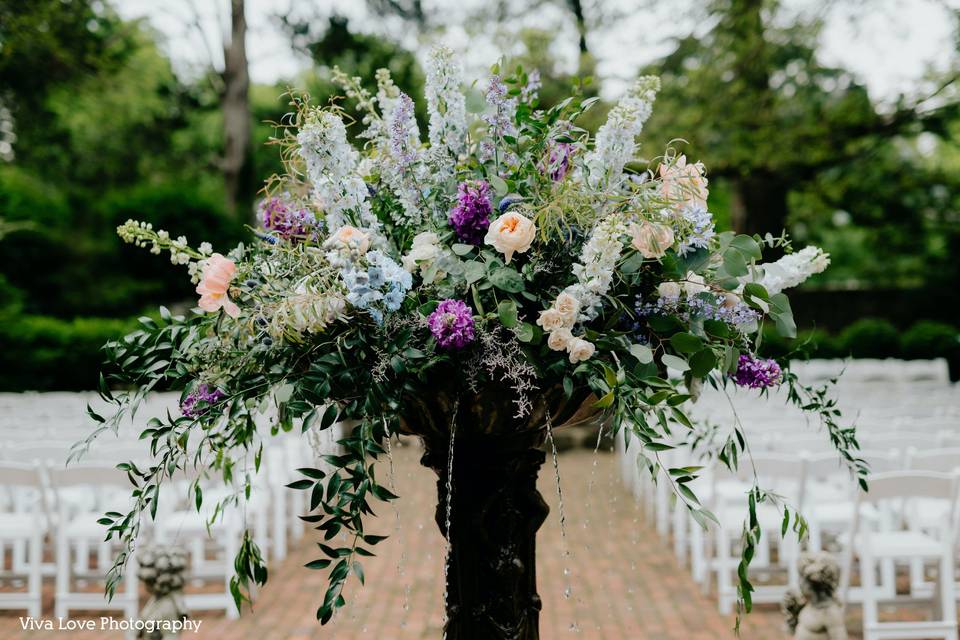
782, 552, 848, 640
137, 546, 189, 640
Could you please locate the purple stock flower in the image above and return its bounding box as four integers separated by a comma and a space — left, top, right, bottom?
181, 384, 227, 418
732, 355, 783, 389
427, 299, 476, 349
258, 196, 320, 240
448, 180, 493, 245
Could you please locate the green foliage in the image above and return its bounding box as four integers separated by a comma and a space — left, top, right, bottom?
0, 313, 135, 390
901, 321, 960, 360
838, 318, 900, 359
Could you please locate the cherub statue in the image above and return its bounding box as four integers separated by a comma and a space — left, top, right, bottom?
137, 545, 189, 639
781, 552, 848, 640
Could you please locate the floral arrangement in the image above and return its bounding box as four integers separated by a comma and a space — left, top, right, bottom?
86, 47, 864, 624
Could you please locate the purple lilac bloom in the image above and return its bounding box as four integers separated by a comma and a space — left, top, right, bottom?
733, 355, 783, 389
259, 196, 320, 240
480, 75, 518, 165
544, 140, 574, 182
181, 384, 227, 418
427, 299, 476, 349
448, 180, 493, 245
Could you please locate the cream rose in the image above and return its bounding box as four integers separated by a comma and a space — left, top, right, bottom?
484, 211, 536, 264
536, 308, 566, 332
658, 281, 681, 299
630, 221, 675, 259
330, 225, 370, 254
554, 292, 580, 324
660, 155, 709, 209
547, 328, 573, 351
683, 272, 708, 298
567, 337, 596, 364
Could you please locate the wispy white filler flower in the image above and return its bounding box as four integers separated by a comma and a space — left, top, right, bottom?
746, 246, 831, 294
424, 45, 467, 176
582, 76, 660, 189
297, 110, 380, 235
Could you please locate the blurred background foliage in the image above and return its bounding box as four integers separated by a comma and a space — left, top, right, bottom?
0, 0, 958, 389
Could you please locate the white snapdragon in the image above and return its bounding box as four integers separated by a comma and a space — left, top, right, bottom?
745, 246, 831, 294
564, 213, 631, 321
297, 110, 381, 236
424, 45, 467, 177
581, 76, 660, 189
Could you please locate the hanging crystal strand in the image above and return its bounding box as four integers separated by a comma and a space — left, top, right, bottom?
441, 398, 460, 639
545, 412, 581, 633
382, 418, 412, 626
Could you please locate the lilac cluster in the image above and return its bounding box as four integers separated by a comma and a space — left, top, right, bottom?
427, 299, 476, 349
675, 205, 716, 256
544, 141, 574, 182
522, 69, 541, 102
388, 93, 419, 168
180, 384, 226, 419
448, 180, 493, 244
480, 75, 518, 165
634, 294, 759, 332
733, 355, 783, 389
258, 196, 320, 240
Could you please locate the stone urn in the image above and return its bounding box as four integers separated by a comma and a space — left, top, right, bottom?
137, 546, 189, 640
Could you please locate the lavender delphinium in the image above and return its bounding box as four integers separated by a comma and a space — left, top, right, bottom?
732, 355, 783, 389
259, 196, 320, 240
181, 384, 226, 418
448, 180, 493, 244
427, 299, 476, 349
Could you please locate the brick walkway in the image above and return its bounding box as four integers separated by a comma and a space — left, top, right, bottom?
1, 438, 792, 640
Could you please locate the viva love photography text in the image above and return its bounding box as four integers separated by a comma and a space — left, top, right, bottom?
18, 617, 202, 634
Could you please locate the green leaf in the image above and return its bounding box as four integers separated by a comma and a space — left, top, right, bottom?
516, 322, 535, 342
497, 300, 519, 328
451, 243, 475, 256
661, 354, 689, 373
723, 250, 748, 277
730, 235, 762, 260
305, 559, 331, 570
489, 267, 525, 293
629, 343, 654, 364
689, 349, 717, 377
463, 261, 485, 285
593, 390, 615, 408
489, 174, 509, 196
671, 332, 703, 354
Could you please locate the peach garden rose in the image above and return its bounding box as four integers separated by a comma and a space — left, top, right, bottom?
196, 253, 239, 318
484, 211, 536, 264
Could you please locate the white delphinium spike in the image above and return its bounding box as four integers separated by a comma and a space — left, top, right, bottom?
297, 110, 381, 236
424, 45, 467, 176
582, 76, 660, 189
745, 246, 831, 294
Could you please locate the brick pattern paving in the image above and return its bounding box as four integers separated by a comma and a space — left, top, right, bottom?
1, 438, 793, 639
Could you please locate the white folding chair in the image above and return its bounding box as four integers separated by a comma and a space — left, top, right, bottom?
841, 471, 959, 640
46, 464, 139, 621
0, 462, 47, 616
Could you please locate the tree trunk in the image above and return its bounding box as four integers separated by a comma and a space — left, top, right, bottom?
222, 0, 253, 219
565, 0, 589, 55
730, 173, 790, 240
420, 429, 549, 640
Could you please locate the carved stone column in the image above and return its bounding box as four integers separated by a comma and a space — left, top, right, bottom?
420, 430, 549, 640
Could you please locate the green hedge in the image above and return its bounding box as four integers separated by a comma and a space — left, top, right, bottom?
761, 318, 960, 378
0, 313, 135, 391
